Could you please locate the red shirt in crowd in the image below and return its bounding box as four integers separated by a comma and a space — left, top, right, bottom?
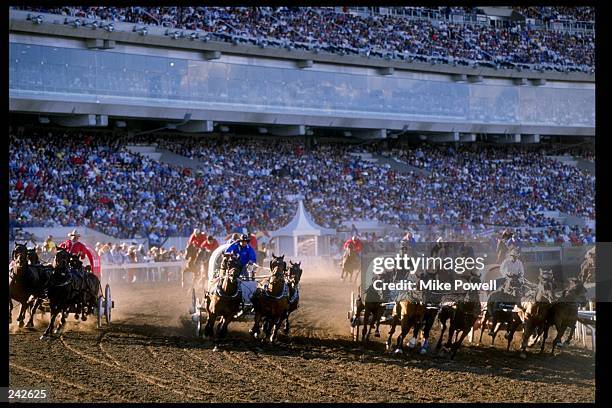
343, 238, 363, 253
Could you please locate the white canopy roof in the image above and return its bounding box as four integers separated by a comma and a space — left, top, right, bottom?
268, 200, 336, 237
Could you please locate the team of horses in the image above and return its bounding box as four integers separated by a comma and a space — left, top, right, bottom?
9, 243, 103, 339
203, 253, 303, 343
354, 267, 589, 359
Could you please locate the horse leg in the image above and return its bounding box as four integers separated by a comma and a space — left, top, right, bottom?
26, 297, 43, 328
56, 311, 68, 335
249, 312, 261, 339
361, 309, 371, 346
283, 312, 290, 335
551, 323, 566, 355
564, 322, 575, 345
9, 296, 14, 325
539, 323, 549, 354
218, 316, 231, 339
204, 312, 216, 338
506, 319, 518, 351
17, 300, 29, 327
386, 316, 398, 351
394, 315, 409, 355
374, 307, 383, 337
41, 307, 59, 339
520, 321, 533, 358
479, 311, 488, 343
450, 329, 470, 359
436, 317, 447, 351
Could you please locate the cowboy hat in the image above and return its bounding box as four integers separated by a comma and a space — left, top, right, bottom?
68, 229, 81, 238
509, 247, 520, 257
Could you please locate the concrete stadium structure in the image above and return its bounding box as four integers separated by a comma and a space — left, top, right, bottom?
9, 9, 595, 141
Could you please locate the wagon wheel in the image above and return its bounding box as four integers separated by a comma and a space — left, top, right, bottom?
97, 296, 104, 329
349, 291, 361, 342
104, 284, 112, 324
189, 287, 197, 315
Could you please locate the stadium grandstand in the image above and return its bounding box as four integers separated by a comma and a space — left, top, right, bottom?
9, 6, 595, 255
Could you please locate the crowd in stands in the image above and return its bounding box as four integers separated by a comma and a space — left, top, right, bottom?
513, 6, 595, 23
15, 6, 594, 72
9, 125, 596, 246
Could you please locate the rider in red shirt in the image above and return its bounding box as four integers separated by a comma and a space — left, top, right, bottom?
201, 235, 220, 253
58, 229, 100, 278
187, 228, 207, 248
343, 235, 364, 253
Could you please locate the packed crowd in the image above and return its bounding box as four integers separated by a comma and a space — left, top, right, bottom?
513, 6, 595, 23
9, 126, 595, 246
15, 6, 594, 72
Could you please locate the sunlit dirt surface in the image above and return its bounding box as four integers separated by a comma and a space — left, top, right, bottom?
9, 271, 595, 403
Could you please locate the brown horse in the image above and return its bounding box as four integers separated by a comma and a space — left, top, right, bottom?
181, 245, 210, 290
340, 244, 360, 282
517, 269, 555, 358
386, 290, 427, 354
203, 254, 242, 339
250, 255, 289, 343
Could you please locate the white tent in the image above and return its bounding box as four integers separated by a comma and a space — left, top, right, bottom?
267, 200, 336, 257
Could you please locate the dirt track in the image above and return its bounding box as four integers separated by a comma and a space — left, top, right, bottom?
9, 273, 595, 403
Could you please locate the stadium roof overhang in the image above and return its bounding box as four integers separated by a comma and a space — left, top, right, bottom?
9, 94, 594, 137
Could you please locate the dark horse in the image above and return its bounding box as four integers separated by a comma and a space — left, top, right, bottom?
340, 243, 360, 283
353, 278, 386, 346
250, 255, 289, 343
281, 261, 303, 336
479, 274, 523, 350
40, 249, 101, 339
203, 253, 243, 339
9, 244, 52, 328
182, 244, 210, 289
436, 272, 483, 359
544, 277, 588, 355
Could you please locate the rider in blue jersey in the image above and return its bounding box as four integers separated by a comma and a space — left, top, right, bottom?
224, 234, 257, 278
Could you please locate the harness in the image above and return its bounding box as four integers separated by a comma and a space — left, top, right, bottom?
212, 276, 241, 299
262, 282, 289, 300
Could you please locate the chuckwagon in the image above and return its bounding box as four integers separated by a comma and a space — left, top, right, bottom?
189, 243, 270, 338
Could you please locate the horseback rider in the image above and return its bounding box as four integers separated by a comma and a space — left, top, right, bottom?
202, 234, 220, 254
57, 230, 99, 278
224, 234, 258, 279
343, 235, 363, 254
496, 229, 515, 264
499, 247, 526, 298
187, 228, 207, 251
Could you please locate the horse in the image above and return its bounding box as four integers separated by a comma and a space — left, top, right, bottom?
479, 274, 523, 350
281, 261, 303, 336
415, 269, 443, 355
353, 279, 386, 346
544, 277, 588, 354
436, 272, 483, 359
516, 269, 556, 358
40, 249, 102, 339
385, 277, 427, 354
250, 255, 289, 343
181, 244, 209, 289
203, 253, 242, 339
9, 249, 52, 328
340, 243, 360, 283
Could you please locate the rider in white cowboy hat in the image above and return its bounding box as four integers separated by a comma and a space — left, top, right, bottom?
500, 247, 525, 282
